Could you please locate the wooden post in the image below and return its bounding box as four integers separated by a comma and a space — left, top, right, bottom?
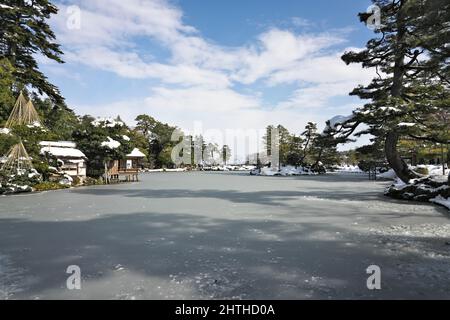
104, 161, 109, 184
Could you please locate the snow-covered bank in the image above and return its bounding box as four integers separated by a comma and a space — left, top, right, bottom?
143, 166, 255, 173
386, 176, 450, 210
333, 165, 364, 174
430, 196, 450, 210
378, 164, 449, 210
251, 165, 316, 176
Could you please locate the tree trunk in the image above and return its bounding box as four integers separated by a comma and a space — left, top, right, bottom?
385, 131, 420, 183
384, 1, 420, 184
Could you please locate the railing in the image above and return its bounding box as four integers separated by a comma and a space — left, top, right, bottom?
118, 168, 139, 174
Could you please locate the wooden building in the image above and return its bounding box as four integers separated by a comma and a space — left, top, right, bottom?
40, 141, 87, 178
106, 148, 146, 183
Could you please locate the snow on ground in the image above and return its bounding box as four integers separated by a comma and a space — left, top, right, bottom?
334, 165, 364, 174
377, 169, 397, 179
379, 165, 449, 180
430, 196, 450, 210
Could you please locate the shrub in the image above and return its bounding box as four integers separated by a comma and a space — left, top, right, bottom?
72, 176, 81, 186
414, 166, 429, 176
84, 177, 104, 186
33, 182, 69, 192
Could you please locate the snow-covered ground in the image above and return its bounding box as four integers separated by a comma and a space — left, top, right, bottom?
379, 165, 449, 180
334, 165, 365, 174
430, 196, 450, 210
0, 172, 449, 299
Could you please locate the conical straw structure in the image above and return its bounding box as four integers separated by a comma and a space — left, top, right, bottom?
0, 141, 34, 175
5, 92, 41, 128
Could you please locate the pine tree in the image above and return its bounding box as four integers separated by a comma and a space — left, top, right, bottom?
0, 58, 16, 125
338, 0, 450, 183
0, 0, 64, 104
300, 122, 318, 165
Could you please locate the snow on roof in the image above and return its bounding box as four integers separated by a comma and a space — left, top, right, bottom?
92, 117, 125, 127
40, 146, 86, 158
101, 136, 121, 149
39, 141, 77, 148
127, 148, 146, 158
327, 115, 353, 129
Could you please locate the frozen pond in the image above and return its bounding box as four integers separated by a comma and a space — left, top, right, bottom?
0, 172, 449, 299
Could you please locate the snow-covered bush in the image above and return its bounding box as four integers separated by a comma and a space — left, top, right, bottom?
385, 176, 450, 210
0, 169, 42, 195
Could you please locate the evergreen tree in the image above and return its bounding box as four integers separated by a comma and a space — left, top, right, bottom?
72, 116, 133, 177
0, 0, 64, 104
0, 58, 16, 125
285, 135, 303, 167
300, 122, 318, 165
339, 0, 450, 183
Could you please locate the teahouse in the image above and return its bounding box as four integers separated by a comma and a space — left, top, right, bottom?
106, 148, 146, 183
40, 141, 87, 179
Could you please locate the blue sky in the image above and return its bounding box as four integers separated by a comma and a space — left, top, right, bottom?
40, 0, 376, 157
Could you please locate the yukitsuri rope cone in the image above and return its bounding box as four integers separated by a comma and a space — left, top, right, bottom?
0, 140, 34, 175
5, 91, 41, 128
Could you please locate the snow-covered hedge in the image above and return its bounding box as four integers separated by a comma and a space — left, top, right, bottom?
0, 169, 42, 195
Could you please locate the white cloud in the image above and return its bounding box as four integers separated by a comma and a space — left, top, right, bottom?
268, 50, 373, 85
144, 87, 261, 112
46, 0, 376, 156
50, 1, 361, 89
